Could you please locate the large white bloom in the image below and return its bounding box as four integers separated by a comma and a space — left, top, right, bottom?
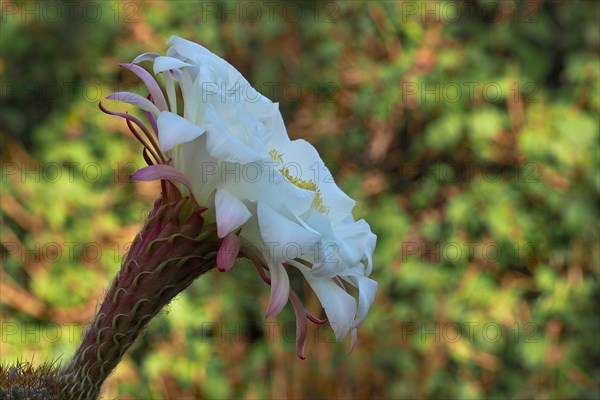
106, 36, 377, 358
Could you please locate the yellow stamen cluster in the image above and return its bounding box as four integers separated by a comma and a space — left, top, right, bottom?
269, 149, 329, 214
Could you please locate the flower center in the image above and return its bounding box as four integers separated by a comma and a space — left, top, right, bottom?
269, 149, 329, 214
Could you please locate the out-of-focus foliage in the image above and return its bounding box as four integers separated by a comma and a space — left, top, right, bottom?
1, 1, 599, 399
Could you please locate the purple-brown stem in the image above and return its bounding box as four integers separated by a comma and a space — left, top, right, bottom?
59, 196, 220, 399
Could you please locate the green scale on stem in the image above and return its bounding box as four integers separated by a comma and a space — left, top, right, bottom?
1, 196, 221, 400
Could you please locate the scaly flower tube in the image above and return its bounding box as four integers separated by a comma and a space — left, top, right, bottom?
103, 36, 377, 359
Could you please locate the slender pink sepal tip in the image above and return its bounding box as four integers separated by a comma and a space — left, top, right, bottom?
289, 290, 308, 360
264, 263, 290, 319
348, 327, 358, 356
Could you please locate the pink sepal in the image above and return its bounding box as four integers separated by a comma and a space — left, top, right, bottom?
119, 63, 168, 112
131, 164, 192, 193
264, 262, 290, 319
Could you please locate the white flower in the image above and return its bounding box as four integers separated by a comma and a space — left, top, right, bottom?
104, 36, 377, 358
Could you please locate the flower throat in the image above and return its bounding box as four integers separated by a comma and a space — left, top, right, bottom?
269, 149, 329, 214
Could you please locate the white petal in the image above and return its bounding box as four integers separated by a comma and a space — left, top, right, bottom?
218, 160, 314, 218
301, 209, 344, 277
257, 202, 320, 264
157, 111, 205, 152
167, 36, 245, 86
174, 68, 195, 117
334, 218, 377, 275
166, 36, 272, 104
171, 135, 221, 202
163, 71, 178, 113
291, 261, 357, 341
204, 106, 264, 164
341, 271, 378, 326
215, 189, 252, 238
245, 101, 289, 148
153, 56, 193, 74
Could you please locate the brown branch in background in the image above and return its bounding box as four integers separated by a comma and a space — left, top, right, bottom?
0, 278, 46, 319
1, 191, 44, 232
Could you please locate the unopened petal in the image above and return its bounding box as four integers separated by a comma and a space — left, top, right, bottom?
215, 189, 251, 238
216, 232, 241, 272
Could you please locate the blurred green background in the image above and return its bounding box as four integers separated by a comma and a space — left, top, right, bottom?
1, 0, 599, 399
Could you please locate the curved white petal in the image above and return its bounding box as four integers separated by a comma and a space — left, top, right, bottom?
171, 135, 221, 202
215, 189, 252, 238
301, 209, 345, 278
204, 106, 265, 164
157, 111, 205, 152
167, 36, 272, 104
334, 218, 377, 275
245, 101, 289, 148
291, 261, 356, 341
341, 270, 378, 326
163, 71, 178, 113
153, 56, 193, 74
257, 202, 320, 264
